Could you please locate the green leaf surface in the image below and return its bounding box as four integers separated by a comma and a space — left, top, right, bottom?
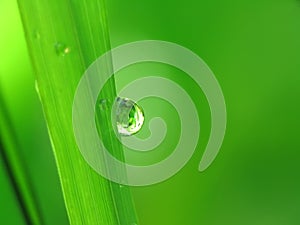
17, 0, 138, 224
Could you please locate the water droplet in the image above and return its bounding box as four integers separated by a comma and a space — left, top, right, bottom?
54, 42, 70, 56
115, 97, 144, 136
33, 30, 40, 39
98, 99, 110, 111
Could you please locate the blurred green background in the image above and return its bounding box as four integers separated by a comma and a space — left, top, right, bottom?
1, 0, 300, 224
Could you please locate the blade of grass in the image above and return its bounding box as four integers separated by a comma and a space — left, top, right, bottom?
17, 0, 138, 224
0, 86, 43, 225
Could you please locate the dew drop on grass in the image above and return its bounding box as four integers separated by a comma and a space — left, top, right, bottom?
54, 42, 70, 56
115, 97, 144, 136
33, 30, 40, 39
98, 99, 110, 111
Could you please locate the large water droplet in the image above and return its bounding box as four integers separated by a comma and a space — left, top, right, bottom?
54, 42, 70, 56
115, 97, 144, 136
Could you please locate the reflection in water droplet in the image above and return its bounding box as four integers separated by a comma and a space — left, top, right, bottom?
54, 42, 70, 56
115, 97, 144, 136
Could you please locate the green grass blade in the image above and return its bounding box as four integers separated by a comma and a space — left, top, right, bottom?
0, 87, 43, 225
17, 0, 138, 224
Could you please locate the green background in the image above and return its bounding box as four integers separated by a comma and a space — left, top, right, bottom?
1, 0, 300, 224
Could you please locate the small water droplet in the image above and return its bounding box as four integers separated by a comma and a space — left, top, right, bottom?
98, 99, 110, 111
33, 30, 40, 39
115, 97, 144, 136
54, 42, 70, 56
